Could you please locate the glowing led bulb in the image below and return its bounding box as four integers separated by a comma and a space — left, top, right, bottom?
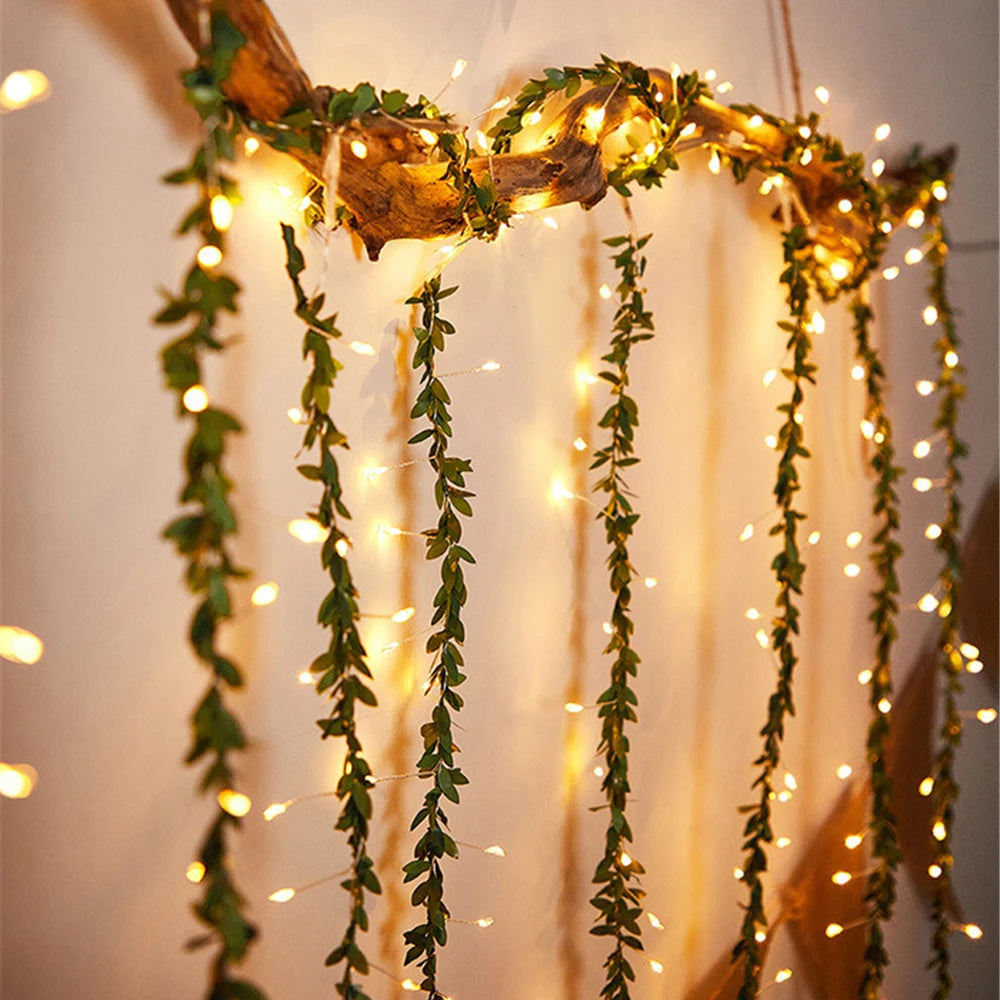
733, 867, 745, 880
826, 923, 844, 938
976, 709, 998, 724
799, 148, 813, 166
808, 531, 821, 545
551, 482, 575, 503
846, 531, 863, 549
878, 698, 892, 714
450, 57, 468, 80
365, 465, 390, 480
776, 836, 791, 848
276, 184, 293, 198
186, 861, 206, 883
268, 888, 296, 903
928, 864, 942, 879
490, 97, 512, 111
244, 136, 260, 156
918, 592, 942, 614
287, 407, 306, 424
475, 130, 489, 151
739, 523, 754, 542
0, 69, 51, 110
594, 766, 605, 777
217, 789, 251, 817
851, 364, 865, 381
348, 340, 376, 356
874, 123, 891, 141
962, 924, 983, 940
576, 368, 599, 387
350, 139, 368, 159
744, 608, 761, 621
391, 607, 416, 624
932, 181, 948, 201
960, 643, 980, 659
597, 283, 613, 301
944, 350, 958, 368
811, 312, 826, 334
618, 852, 633, 867
774, 969, 792, 984
0, 625, 44, 665
755, 629, 769, 649
967, 659, 984, 674
881, 265, 899, 280
814, 85, 830, 104
762, 368, 778, 386
484, 845, 506, 857
288, 519, 329, 544
643, 577, 658, 589
837, 198, 853, 214
845, 834, 863, 850
916, 379, 936, 396
679, 122, 698, 138
784, 772, 798, 791
880, 220, 893, 233
907, 208, 926, 229
417, 128, 438, 146
584, 106, 606, 132
564, 702, 584, 714
542, 216, 559, 230
0, 763, 38, 799
573, 437, 588, 452
857, 669, 873, 685
925, 523, 942, 540
716, 81, 733, 94
755, 930, 767, 943
251, 582, 279, 607
401, 980, 421, 992
836, 764, 853, 779
475, 917, 494, 928
747, 114, 764, 128
904, 247, 924, 265
932, 821, 946, 841
647, 912, 664, 930
264, 802, 288, 821
708, 150, 721, 175
334, 539, 349, 557
829, 260, 850, 282
798, 125, 811, 139
649, 959, 664, 974
602, 622, 613, 635
481, 360, 502, 372
197, 245, 223, 269
919, 777, 935, 796
522, 110, 543, 127
210, 194, 233, 232
297, 670, 313, 685
871, 157, 886, 178
859, 419, 875, 440
183, 384, 210, 413
913, 476, 935, 493
913, 439, 932, 459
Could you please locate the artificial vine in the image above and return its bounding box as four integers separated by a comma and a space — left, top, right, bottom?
156, 13, 269, 999
280, 223, 381, 998
401, 278, 475, 999
732, 225, 815, 999
588, 232, 653, 999
850, 289, 904, 999
923, 205, 968, 1000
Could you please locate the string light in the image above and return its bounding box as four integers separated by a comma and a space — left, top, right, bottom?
814, 85, 830, 104
739, 523, 754, 542
904, 247, 924, 265
297, 670, 313, 685
836, 764, 853, 779
850, 364, 865, 381
210, 194, 233, 231
183, 384, 210, 412
643, 577, 658, 589
348, 340, 376, 356
762, 368, 778, 386
0, 625, 44, 665
0, 763, 38, 799
798, 125, 811, 139
287, 406, 307, 424
573, 437, 588, 451
602, 621, 613, 635
243, 136, 260, 156
196, 245, 223, 269
877, 698, 892, 714
829, 260, 851, 282
275, 184, 293, 198
966, 659, 984, 674
826, 923, 845, 938
619, 851, 633, 867
845, 531, 863, 549
783, 772, 798, 791
401, 979, 421, 992
960, 923, 984, 940
873, 123, 891, 141
807, 530, 821, 545
451, 58, 468, 80
919, 776, 935, 796
932, 820, 947, 841
264, 802, 288, 820
860, 419, 876, 440
186, 861, 206, 883
975, 708, 998, 724
217, 789, 251, 817
287, 519, 329, 544
928, 864, 943, 879
334, 538, 349, 557
733, 867, 745, 880
944, 349, 959, 368
551, 481, 576, 503
648, 959, 664, 974
542, 215, 559, 230
912, 477, 934, 493
917, 593, 939, 613
881, 265, 899, 280
0, 69, 50, 110
647, 912, 664, 930
959, 642, 980, 659
268, 887, 296, 903
564, 702, 585, 714
715, 81, 733, 94
913, 439, 932, 459
845, 833, 864, 850
755, 930, 767, 943
474, 917, 495, 928
349, 139, 368, 159
679, 122, 698, 138
924, 522, 942, 539
907, 208, 926, 229
745, 608, 761, 620
916, 379, 936, 396
755, 629, 769, 648
391, 607, 416, 624
837, 198, 853, 214
708, 150, 721, 175
522, 110, 543, 127
871, 157, 886, 178
774, 969, 792, 984
879, 220, 893, 233
584, 106, 606, 132
251, 582, 279, 607
858, 669, 873, 685
931, 181, 949, 201
775, 836, 791, 848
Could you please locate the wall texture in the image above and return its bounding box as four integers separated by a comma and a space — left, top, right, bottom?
2, 2, 997, 999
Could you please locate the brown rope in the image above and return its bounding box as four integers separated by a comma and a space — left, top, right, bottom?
779, 0, 804, 118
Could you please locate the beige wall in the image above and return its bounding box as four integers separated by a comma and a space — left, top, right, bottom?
2, 1, 996, 998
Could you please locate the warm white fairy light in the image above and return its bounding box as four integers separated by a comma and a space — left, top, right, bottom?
297, 670, 313, 685
348, 340, 376, 356
774, 969, 792, 984
564, 702, 585, 714
961, 923, 984, 940
217, 789, 251, 817
244, 136, 260, 156
400, 979, 421, 992
183, 384, 210, 413
484, 845, 506, 858
798, 125, 811, 139
762, 368, 778, 387
276, 184, 293, 198
269, 887, 296, 903
573, 437, 588, 452
836, 764, 853, 780
928, 863, 943, 879
716, 81, 733, 94
594, 765, 605, 777
755, 930, 767, 943
264, 802, 289, 821
350, 139, 368, 160
288, 519, 329, 544
0, 763, 38, 799
918, 776, 935, 797
602, 621, 613, 635
783, 772, 798, 791
745, 608, 761, 621
814, 85, 830, 104
837, 198, 853, 214
598, 283, 613, 300
390, 606, 416, 624
916, 379, 936, 396
584, 105, 607, 132
944, 350, 959, 368
197, 245, 223, 269
755, 629, 769, 649
647, 912, 664, 930
858, 669, 873, 685
924, 522, 942, 540
808, 530, 821, 545
542, 215, 559, 231
744, 114, 763, 128
1, 69, 51, 110
643, 577, 658, 589
845, 531, 863, 549
708, 149, 721, 175
739, 523, 755, 542
850, 364, 865, 381
932, 820, 947, 841
904, 247, 924, 265
845, 833, 864, 850
917, 593, 939, 613
186, 861, 206, 883
649, 959, 664, 974
450, 57, 468, 81
907, 208, 926, 229
620, 851, 633, 867
799, 148, 813, 166
733, 866, 745, 880
334, 538, 349, 557
522, 110, 543, 127
881, 265, 899, 280
976, 708, 998, 724
679, 122, 698, 138
959, 642, 981, 659
932, 181, 949, 201
871, 157, 886, 178
251, 582, 279, 607
210, 194, 234, 231
966, 659, 984, 674
859, 419, 875, 440
913, 475, 934, 492
287, 406, 306, 424
829, 260, 850, 282
551, 481, 575, 503
880, 220, 893, 234
0, 625, 44, 665
874, 123, 891, 142
912, 439, 932, 459
775, 836, 791, 848
877, 698, 892, 714
826, 923, 844, 938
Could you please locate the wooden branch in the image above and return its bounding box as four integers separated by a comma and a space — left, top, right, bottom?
163, 0, 905, 262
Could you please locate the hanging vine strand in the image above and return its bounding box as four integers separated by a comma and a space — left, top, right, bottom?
732, 225, 815, 999
402, 278, 476, 999
588, 232, 654, 999
923, 201, 968, 1000
850, 288, 904, 998
156, 13, 269, 999
280, 222, 381, 997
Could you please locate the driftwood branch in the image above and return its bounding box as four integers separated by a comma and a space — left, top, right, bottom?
164, 0, 913, 262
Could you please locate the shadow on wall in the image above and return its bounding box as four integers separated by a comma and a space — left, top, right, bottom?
70, 0, 195, 137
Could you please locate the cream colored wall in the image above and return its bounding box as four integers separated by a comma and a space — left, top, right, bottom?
1, 1, 996, 998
